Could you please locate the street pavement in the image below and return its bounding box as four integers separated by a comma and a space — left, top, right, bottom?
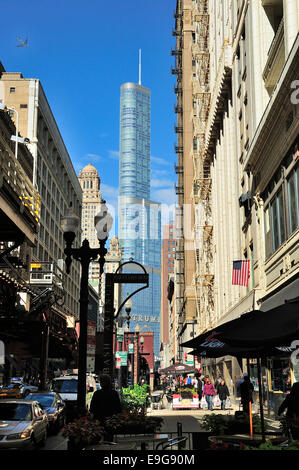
40, 394, 281, 450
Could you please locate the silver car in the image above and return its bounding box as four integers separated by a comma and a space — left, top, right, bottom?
0, 399, 48, 449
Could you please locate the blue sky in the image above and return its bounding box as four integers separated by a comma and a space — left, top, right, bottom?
1, 0, 177, 233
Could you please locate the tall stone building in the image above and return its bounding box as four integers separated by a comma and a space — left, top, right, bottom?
78, 163, 103, 285
173, 0, 299, 393
0, 70, 82, 323
0, 66, 81, 378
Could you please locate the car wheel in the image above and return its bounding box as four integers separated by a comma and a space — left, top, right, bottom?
30, 433, 39, 450
60, 415, 66, 430
38, 428, 47, 447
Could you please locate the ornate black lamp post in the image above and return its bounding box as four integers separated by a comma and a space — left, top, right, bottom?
61, 201, 112, 414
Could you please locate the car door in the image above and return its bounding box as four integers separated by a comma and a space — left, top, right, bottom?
32, 403, 45, 440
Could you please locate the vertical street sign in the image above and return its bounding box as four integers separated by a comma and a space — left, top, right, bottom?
103, 270, 148, 377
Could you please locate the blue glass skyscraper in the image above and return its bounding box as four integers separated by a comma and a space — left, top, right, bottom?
119, 82, 161, 359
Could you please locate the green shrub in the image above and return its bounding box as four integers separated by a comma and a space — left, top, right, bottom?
200, 413, 266, 435
121, 384, 150, 411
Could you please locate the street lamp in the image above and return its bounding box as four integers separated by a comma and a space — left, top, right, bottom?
61, 200, 112, 414
140, 335, 144, 353
125, 296, 133, 329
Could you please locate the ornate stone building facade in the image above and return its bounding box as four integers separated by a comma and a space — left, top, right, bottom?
173, 0, 299, 393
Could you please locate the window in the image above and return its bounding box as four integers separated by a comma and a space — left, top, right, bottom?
264, 144, 298, 258
270, 189, 286, 252
287, 164, 299, 235
20, 104, 27, 109
10, 87, 15, 93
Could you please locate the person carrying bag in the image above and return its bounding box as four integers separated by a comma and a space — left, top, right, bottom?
202, 378, 217, 410
216, 379, 230, 410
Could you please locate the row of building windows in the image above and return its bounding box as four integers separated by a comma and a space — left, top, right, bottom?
264, 146, 299, 258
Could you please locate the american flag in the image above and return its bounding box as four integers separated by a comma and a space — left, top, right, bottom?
232, 260, 250, 286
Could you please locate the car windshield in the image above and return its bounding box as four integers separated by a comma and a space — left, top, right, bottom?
26, 394, 54, 407
52, 379, 77, 393
0, 403, 32, 421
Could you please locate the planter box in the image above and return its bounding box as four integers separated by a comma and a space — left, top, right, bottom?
172, 394, 199, 409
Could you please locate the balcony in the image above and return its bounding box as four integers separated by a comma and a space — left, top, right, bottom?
30, 261, 64, 290
174, 125, 183, 133
174, 145, 183, 154
174, 164, 183, 174
174, 105, 183, 114
171, 48, 182, 57
175, 183, 184, 195
171, 65, 182, 76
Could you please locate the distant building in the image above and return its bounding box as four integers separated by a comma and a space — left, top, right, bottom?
118, 81, 161, 359
160, 224, 175, 367
98, 236, 122, 332
78, 163, 103, 285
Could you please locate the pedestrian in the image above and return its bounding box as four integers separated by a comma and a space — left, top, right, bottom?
283, 375, 292, 394
90, 374, 122, 424
240, 375, 254, 414
278, 382, 299, 438
196, 375, 203, 400
187, 375, 192, 386
217, 379, 230, 410
202, 378, 217, 410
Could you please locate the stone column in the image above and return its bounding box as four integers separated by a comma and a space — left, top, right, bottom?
283, 0, 299, 57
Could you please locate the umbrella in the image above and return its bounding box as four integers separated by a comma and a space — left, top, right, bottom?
180, 298, 299, 442
181, 297, 299, 350
159, 362, 198, 375
215, 298, 299, 348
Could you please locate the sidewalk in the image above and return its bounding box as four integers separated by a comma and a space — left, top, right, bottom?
148, 393, 281, 434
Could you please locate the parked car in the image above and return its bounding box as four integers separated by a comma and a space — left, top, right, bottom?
0, 399, 48, 449
0, 383, 23, 399
50, 374, 96, 422
25, 392, 65, 433
9, 378, 39, 397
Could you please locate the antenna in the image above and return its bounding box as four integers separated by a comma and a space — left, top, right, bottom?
139, 49, 141, 86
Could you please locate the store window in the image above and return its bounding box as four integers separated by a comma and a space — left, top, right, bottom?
269, 359, 292, 392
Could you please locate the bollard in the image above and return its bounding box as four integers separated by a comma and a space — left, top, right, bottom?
177, 422, 183, 450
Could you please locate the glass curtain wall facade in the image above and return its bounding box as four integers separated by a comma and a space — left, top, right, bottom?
119, 83, 161, 359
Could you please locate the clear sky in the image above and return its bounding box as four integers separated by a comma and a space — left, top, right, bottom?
1, 0, 177, 233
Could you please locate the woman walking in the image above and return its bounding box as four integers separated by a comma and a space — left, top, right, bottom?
202, 378, 217, 410
217, 379, 230, 410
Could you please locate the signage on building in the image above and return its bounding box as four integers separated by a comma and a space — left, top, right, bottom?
112, 273, 148, 284
30, 263, 42, 269
115, 351, 128, 366
128, 344, 134, 354
117, 328, 124, 342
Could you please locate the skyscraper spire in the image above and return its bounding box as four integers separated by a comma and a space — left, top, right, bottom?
139, 49, 141, 86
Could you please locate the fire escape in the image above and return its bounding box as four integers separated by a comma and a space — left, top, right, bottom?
191, 0, 215, 331
172, 1, 185, 354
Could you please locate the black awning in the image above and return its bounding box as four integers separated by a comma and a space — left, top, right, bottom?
181, 297, 299, 351
218, 297, 299, 348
